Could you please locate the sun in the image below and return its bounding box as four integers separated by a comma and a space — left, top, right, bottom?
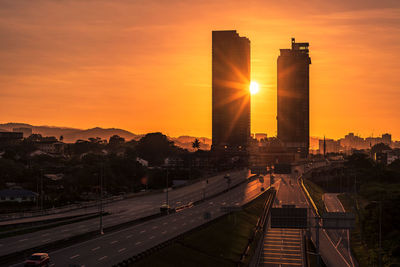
250, 81, 259, 95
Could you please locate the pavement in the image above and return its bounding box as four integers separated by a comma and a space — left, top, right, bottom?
10, 171, 269, 267
323, 193, 357, 267
0, 170, 249, 258
260, 165, 356, 267
260, 175, 306, 267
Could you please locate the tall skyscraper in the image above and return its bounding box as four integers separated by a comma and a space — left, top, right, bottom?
277, 38, 311, 158
212, 30, 251, 151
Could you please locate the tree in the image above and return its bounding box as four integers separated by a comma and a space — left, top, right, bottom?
109, 135, 125, 146
136, 132, 175, 166
192, 138, 200, 151
371, 143, 391, 156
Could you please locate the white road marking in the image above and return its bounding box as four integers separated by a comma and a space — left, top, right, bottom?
19, 238, 29, 242
149, 236, 155, 239
140, 230, 146, 234
98, 256, 107, 261
152, 226, 158, 229
110, 240, 118, 244
126, 235, 132, 239
135, 241, 142, 245
92, 246, 100, 251
162, 231, 167, 234
43, 238, 51, 243
70, 254, 79, 259
118, 248, 126, 252
41, 233, 50, 237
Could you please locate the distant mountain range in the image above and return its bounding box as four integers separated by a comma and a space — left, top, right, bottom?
0, 123, 211, 151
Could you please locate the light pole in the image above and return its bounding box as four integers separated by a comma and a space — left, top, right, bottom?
166, 168, 169, 208
99, 163, 104, 235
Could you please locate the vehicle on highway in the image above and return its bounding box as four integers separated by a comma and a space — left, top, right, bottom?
24, 253, 50, 267
224, 173, 230, 179
160, 204, 172, 214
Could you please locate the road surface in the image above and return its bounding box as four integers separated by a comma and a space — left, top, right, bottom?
1, 170, 249, 258
10, 172, 269, 266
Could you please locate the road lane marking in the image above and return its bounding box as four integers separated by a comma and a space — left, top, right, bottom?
61, 229, 69, 232
43, 239, 51, 243
70, 254, 79, 259
149, 236, 155, 239
19, 238, 29, 242
98, 256, 107, 261
110, 240, 118, 244
162, 231, 167, 234
41, 233, 50, 237
126, 235, 132, 239
92, 246, 100, 251
140, 230, 146, 234
152, 226, 158, 229
118, 248, 126, 252
135, 241, 142, 245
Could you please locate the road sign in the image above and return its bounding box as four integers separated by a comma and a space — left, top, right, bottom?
271, 207, 308, 228
250, 166, 268, 175
322, 212, 355, 229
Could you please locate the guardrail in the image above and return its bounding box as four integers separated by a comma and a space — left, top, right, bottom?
299, 177, 320, 216
238, 188, 276, 266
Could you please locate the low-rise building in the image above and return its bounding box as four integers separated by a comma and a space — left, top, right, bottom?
0, 189, 38, 203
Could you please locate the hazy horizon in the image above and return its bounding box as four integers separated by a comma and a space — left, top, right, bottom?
1, 0, 399, 139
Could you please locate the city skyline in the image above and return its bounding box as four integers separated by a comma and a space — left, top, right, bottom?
1, 0, 400, 139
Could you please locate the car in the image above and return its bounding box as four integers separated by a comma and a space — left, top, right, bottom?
24, 253, 50, 267
160, 204, 172, 214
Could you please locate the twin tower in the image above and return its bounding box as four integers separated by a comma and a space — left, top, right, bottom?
211, 30, 311, 158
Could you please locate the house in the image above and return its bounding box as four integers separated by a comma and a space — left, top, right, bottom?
0, 189, 38, 203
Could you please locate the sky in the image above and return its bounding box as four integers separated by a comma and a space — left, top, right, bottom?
1, 0, 400, 139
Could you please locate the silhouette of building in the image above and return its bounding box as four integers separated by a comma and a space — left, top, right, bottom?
212, 30, 251, 152
12, 127, 32, 138
277, 38, 311, 158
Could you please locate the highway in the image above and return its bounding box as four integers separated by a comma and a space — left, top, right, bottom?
323, 193, 356, 267
10, 171, 269, 266
260, 175, 306, 267
260, 165, 356, 267
293, 164, 356, 267
0, 170, 249, 258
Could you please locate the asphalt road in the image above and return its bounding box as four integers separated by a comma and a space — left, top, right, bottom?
323, 193, 356, 267
260, 175, 306, 267
260, 165, 356, 267
0, 170, 249, 258
10, 172, 269, 267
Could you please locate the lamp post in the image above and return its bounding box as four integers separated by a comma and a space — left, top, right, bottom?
99, 163, 104, 235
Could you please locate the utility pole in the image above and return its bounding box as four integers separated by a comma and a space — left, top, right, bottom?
166, 168, 169, 209
315, 216, 320, 267
378, 199, 382, 267
40, 169, 44, 211
99, 163, 104, 235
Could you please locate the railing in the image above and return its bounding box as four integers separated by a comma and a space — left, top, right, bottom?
238, 188, 276, 266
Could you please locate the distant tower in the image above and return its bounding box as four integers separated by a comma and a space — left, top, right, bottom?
277, 38, 311, 158
323, 136, 326, 157
212, 30, 251, 151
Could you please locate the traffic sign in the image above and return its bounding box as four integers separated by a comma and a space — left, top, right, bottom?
271, 207, 308, 228
322, 212, 355, 229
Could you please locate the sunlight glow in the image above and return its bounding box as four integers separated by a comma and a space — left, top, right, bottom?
250, 81, 259, 95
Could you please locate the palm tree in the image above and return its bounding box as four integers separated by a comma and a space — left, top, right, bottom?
192, 138, 201, 151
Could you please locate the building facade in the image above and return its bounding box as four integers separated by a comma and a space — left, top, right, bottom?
277, 38, 311, 158
212, 30, 251, 152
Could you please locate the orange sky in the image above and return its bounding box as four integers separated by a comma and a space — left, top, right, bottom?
1, 0, 399, 139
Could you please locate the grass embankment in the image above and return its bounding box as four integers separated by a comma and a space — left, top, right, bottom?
302, 179, 326, 214
130, 191, 272, 267
337, 193, 370, 267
